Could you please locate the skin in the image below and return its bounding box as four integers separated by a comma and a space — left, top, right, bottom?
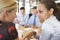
32, 9, 38, 15
37, 3, 54, 23
30, 9, 38, 28
20, 9, 25, 15
3, 4, 17, 22
20, 9, 28, 28
0, 4, 20, 40
36, 3, 54, 35
6, 4, 19, 40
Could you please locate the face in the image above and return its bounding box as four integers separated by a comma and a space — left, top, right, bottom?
32, 9, 38, 15
37, 3, 52, 22
20, 10, 25, 15
5, 4, 17, 22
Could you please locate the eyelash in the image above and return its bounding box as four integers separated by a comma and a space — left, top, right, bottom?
8, 8, 15, 12
39, 11, 42, 13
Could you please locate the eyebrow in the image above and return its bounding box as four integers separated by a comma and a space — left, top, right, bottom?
39, 10, 43, 12
7, 8, 15, 12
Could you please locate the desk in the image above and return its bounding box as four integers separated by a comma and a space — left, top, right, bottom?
15, 24, 41, 40
18, 28, 38, 39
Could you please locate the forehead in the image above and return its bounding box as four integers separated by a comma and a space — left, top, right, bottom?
32, 9, 37, 10
38, 3, 47, 11
20, 9, 25, 11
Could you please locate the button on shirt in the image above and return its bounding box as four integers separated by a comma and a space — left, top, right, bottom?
40, 15, 60, 40
14, 13, 29, 26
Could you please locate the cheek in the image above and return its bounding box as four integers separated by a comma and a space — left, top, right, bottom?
39, 15, 44, 20
37, 13, 43, 20
42, 9, 50, 19
37, 13, 41, 18
21, 10, 24, 13
12, 13, 16, 20
12, 10, 16, 18
45, 12, 50, 19
10, 12, 16, 21
38, 13, 46, 21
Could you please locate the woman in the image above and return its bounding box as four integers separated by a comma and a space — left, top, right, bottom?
0, 0, 18, 40
37, 0, 60, 40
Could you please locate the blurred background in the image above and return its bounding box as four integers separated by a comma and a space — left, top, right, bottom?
16, 0, 60, 14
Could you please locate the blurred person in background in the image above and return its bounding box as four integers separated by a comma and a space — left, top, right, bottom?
28, 6, 41, 28
0, 0, 19, 40
14, 7, 29, 28
37, 0, 60, 40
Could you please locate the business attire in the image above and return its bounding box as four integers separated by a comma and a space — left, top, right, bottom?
28, 13, 32, 18
28, 14, 41, 27
51, 33, 60, 40
0, 21, 18, 40
14, 13, 29, 26
39, 15, 60, 40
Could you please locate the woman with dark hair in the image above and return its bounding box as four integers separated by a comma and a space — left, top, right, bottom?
37, 0, 60, 40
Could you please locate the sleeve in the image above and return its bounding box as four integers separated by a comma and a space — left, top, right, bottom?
28, 16, 34, 25
40, 21, 54, 40
51, 33, 60, 40
8, 22, 18, 40
13, 18, 19, 23
24, 15, 29, 26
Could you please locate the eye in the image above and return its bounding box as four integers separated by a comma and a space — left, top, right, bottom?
39, 10, 43, 13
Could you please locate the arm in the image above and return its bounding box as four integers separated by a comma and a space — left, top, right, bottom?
13, 18, 19, 24
24, 25, 28, 28
30, 24, 39, 28
24, 15, 29, 28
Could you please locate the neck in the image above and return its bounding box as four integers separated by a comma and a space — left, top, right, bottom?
40, 19, 45, 23
22, 13, 25, 15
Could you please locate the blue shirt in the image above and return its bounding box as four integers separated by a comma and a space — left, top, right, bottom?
28, 15, 41, 27
39, 15, 60, 40
14, 13, 29, 26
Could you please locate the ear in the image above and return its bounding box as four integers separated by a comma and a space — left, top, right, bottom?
49, 8, 54, 15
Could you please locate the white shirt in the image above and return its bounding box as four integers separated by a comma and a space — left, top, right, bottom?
14, 13, 29, 26
40, 15, 60, 40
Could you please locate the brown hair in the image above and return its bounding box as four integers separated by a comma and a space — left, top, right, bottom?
39, 0, 60, 21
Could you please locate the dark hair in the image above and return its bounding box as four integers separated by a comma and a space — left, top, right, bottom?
32, 6, 37, 9
20, 7, 25, 10
39, 0, 60, 21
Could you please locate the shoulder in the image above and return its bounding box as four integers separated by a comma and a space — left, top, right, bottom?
16, 13, 21, 17
30, 15, 35, 18
42, 15, 60, 29
24, 14, 29, 18
5, 22, 15, 31
25, 14, 29, 16
7, 22, 15, 26
0, 22, 15, 28
7, 22, 17, 33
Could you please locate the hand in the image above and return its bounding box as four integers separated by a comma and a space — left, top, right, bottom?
24, 25, 28, 28
38, 28, 42, 35
30, 25, 35, 28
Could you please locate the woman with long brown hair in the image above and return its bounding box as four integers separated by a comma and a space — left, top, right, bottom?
37, 0, 60, 40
